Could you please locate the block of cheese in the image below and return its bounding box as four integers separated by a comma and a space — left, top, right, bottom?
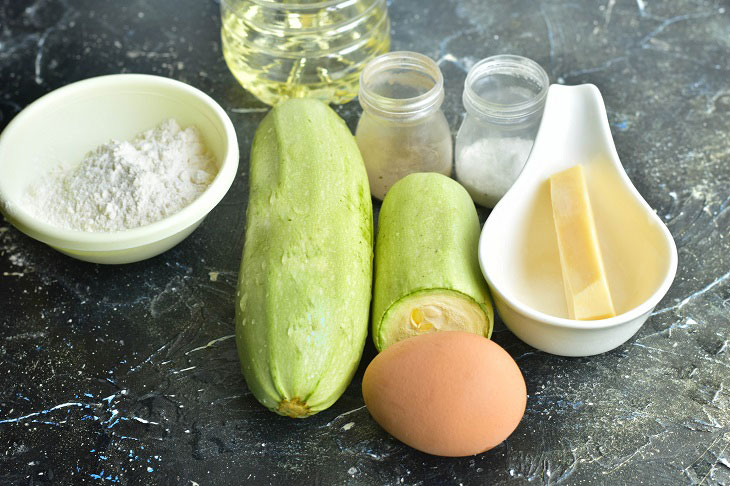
549, 165, 616, 320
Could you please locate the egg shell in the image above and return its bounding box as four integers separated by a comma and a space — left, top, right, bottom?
362, 331, 526, 457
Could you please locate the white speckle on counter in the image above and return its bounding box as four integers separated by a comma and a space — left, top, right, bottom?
230, 107, 269, 114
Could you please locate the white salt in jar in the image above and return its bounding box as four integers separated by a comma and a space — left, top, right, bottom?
455, 55, 549, 208
356, 51, 452, 200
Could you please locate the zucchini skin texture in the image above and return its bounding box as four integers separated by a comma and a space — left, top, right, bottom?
372, 172, 494, 351
236, 99, 373, 417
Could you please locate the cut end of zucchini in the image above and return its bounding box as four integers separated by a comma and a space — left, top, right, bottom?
277, 397, 312, 418
377, 290, 491, 351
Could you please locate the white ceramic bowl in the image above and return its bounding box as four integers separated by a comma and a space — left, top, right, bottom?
479, 84, 678, 357
0, 74, 239, 264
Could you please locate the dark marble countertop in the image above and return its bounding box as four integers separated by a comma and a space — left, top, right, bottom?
1, 0, 729, 484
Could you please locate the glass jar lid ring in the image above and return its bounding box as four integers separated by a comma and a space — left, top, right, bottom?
463, 55, 549, 119
359, 51, 445, 118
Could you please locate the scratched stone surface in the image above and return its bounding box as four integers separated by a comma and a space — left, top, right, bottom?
0, 0, 729, 484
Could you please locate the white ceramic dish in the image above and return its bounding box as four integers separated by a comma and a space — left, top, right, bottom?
0, 74, 239, 264
479, 84, 677, 357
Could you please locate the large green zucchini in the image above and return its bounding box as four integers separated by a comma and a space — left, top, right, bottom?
236, 99, 373, 418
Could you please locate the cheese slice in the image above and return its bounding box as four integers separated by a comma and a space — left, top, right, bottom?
549, 165, 616, 320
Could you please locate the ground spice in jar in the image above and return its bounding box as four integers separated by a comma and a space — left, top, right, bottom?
456, 137, 533, 208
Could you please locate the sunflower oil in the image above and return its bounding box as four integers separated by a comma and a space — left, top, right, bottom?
221, 0, 390, 106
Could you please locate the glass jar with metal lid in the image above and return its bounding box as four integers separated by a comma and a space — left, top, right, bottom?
221, 0, 391, 106
455, 55, 549, 208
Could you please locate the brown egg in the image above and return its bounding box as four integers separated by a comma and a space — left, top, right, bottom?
362, 331, 526, 457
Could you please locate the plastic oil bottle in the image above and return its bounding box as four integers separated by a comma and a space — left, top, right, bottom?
221, 0, 391, 106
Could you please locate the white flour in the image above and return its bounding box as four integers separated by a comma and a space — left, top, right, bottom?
455, 137, 533, 208
23, 119, 217, 232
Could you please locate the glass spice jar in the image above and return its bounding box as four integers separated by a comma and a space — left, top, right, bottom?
455, 55, 549, 208
355, 51, 452, 200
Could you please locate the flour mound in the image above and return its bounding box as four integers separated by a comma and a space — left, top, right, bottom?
24, 119, 218, 232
